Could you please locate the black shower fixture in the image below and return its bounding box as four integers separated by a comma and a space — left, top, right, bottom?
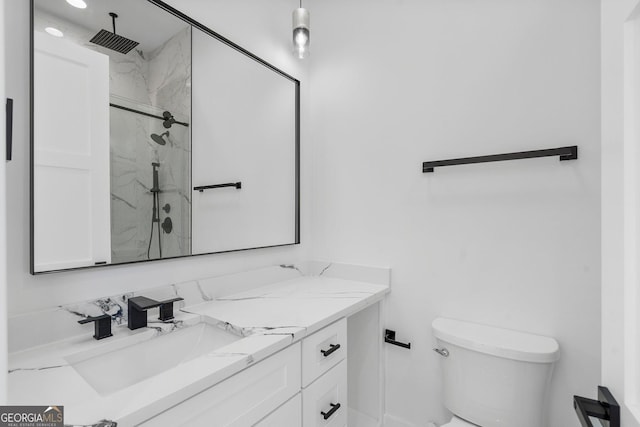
162, 111, 176, 129
89, 12, 139, 54
150, 131, 169, 146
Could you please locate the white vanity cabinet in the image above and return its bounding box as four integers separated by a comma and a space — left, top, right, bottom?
254, 394, 301, 426
136, 303, 382, 427
137, 343, 301, 427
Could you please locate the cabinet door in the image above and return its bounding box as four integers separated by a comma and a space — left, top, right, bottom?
137, 343, 300, 427
303, 360, 347, 427
302, 319, 347, 387
254, 393, 301, 427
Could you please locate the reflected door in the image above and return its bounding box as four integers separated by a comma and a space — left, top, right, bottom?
33, 32, 111, 271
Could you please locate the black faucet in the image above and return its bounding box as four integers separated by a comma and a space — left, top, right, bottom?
127, 296, 184, 330
78, 314, 112, 340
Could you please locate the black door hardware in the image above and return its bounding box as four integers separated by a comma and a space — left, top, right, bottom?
320, 343, 341, 357
6, 98, 13, 161
385, 329, 411, 349
574, 386, 619, 427
194, 182, 242, 192
321, 403, 341, 420
78, 314, 112, 340
422, 146, 578, 173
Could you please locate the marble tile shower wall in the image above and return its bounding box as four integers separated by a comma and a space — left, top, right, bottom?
109, 27, 192, 262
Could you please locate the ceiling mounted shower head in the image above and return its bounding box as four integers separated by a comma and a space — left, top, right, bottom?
151, 131, 169, 146
89, 12, 139, 54
162, 111, 176, 129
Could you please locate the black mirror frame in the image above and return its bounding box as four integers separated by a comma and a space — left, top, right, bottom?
29, 0, 300, 274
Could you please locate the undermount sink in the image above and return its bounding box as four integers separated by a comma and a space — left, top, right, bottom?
65, 322, 241, 396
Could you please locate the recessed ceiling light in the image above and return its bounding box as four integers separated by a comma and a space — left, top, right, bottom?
45, 27, 64, 37
66, 0, 87, 9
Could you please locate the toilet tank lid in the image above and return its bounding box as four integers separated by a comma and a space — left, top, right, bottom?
432, 318, 560, 363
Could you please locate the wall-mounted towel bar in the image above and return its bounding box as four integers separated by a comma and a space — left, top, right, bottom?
422, 145, 578, 173
194, 182, 242, 192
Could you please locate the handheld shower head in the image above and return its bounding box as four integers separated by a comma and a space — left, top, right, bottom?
162, 111, 176, 129
151, 131, 169, 146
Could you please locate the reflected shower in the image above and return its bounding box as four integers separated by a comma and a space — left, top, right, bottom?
151, 131, 169, 146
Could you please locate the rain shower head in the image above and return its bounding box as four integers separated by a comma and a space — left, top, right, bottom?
89, 13, 139, 54
151, 131, 169, 146
162, 111, 176, 129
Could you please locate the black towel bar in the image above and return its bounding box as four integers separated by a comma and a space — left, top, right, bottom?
194, 182, 242, 192
422, 146, 578, 173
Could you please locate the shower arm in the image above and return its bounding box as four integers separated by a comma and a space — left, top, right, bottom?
110, 12, 118, 34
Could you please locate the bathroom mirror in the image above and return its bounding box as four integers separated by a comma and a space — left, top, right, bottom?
30, 0, 300, 273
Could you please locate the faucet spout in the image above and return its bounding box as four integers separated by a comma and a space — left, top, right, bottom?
127, 296, 185, 330
127, 296, 161, 330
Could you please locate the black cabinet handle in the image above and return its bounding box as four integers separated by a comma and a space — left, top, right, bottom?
320, 343, 341, 357
321, 402, 341, 420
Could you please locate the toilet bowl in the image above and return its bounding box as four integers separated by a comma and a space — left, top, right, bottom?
441, 415, 477, 426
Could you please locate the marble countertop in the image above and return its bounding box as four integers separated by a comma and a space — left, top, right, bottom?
8, 275, 389, 426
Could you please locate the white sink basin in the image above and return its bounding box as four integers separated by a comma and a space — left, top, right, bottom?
66, 323, 241, 396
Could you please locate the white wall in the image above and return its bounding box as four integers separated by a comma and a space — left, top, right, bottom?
4, 0, 310, 315
308, 1, 601, 426
602, 0, 640, 424
0, 0, 8, 405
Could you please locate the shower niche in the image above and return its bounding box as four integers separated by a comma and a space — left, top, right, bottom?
30, 0, 299, 273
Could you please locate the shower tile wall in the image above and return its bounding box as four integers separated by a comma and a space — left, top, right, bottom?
109, 27, 192, 263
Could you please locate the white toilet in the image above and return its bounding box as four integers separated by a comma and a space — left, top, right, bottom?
432, 318, 560, 427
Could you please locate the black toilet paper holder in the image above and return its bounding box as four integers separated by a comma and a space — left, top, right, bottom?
384, 329, 411, 349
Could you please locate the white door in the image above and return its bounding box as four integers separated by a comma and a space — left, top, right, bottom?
602, 0, 640, 425
33, 32, 111, 272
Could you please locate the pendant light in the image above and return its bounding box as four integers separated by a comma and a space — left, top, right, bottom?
292, 0, 310, 59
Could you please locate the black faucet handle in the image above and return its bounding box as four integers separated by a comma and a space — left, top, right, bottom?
78, 314, 112, 340
158, 297, 184, 321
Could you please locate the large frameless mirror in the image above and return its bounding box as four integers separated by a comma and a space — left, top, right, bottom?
30, 0, 300, 274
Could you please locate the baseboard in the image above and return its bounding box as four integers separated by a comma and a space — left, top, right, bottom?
383, 414, 438, 427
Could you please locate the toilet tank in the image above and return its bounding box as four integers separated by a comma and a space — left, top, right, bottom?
432, 318, 560, 427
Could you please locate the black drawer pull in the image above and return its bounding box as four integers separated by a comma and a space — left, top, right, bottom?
321, 402, 341, 420
320, 343, 341, 357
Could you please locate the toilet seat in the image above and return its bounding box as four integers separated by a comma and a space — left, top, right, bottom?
441, 416, 479, 427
